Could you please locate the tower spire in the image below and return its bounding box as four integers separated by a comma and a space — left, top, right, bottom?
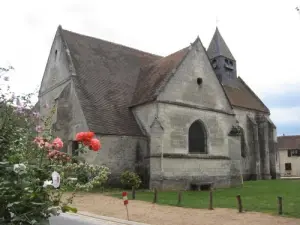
207, 27, 235, 60
207, 27, 237, 87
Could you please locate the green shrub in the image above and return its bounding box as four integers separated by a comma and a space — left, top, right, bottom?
120, 170, 142, 189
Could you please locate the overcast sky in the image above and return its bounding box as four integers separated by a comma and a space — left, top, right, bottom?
0, 0, 300, 135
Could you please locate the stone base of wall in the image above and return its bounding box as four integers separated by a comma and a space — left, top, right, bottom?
261, 174, 272, 180
243, 174, 260, 181
243, 173, 275, 181
150, 175, 242, 190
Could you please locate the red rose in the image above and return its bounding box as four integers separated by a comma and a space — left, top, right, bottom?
90, 138, 101, 151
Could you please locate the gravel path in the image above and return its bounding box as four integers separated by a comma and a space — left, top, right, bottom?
71, 193, 300, 225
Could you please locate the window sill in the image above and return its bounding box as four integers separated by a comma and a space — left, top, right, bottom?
147, 153, 230, 160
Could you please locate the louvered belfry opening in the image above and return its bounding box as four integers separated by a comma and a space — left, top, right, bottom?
188, 120, 207, 153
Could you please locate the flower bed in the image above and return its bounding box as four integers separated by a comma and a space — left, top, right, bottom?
0, 71, 110, 224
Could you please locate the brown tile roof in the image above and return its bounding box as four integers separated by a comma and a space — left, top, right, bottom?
223, 77, 270, 113
278, 135, 300, 149
61, 28, 161, 136
131, 47, 190, 106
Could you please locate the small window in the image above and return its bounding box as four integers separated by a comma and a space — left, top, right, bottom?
288, 150, 291, 157
285, 163, 292, 171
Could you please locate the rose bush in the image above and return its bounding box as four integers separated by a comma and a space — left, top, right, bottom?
0, 70, 110, 224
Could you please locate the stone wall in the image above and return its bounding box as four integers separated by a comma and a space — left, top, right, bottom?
38, 28, 73, 152
132, 40, 243, 190
233, 108, 257, 180
233, 107, 279, 180
82, 135, 149, 186
38, 27, 89, 153
133, 103, 242, 190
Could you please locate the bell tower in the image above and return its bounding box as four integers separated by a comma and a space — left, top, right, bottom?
207, 27, 237, 87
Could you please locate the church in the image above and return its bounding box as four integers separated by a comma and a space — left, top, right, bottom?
37, 25, 280, 190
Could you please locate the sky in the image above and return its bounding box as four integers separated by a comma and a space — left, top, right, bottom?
0, 0, 300, 136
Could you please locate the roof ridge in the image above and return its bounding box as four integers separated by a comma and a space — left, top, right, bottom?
62, 28, 162, 59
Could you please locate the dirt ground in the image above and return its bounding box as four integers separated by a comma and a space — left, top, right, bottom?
71, 193, 300, 225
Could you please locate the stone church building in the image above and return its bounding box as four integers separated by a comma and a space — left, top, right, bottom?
37, 25, 280, 190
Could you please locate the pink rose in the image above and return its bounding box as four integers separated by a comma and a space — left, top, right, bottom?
52, 137, 63, 150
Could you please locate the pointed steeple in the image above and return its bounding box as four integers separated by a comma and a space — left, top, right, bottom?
207, 27, 238, 87
207, 27, 235, 61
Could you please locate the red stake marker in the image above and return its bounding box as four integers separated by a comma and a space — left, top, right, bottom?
122, 192, 129, 220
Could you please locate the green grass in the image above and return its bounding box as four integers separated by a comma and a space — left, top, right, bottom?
108, 180, 300, 218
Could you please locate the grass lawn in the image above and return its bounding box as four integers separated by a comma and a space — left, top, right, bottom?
108, 180, 300, 218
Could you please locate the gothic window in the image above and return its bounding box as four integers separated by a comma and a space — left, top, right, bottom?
188, 120, 207, 153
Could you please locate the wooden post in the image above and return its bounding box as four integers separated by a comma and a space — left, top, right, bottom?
277, 196, 283, 215
131, 186, 136, 200
125, 205, 130, 220
177, 191, 182, 206
153, 188, 157, 203
236, 195, 243, 213
209, 189, 213, 210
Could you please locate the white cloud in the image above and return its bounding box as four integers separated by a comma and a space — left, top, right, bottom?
270, 106, 300, 125
0, 0, 300, 104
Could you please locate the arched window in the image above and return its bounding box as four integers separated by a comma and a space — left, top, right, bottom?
188, 120, 207, 153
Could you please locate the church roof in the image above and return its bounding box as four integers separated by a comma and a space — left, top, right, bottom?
59, 26, 269, 136
223, 78, 269, 113
61, 28, 161, 136
207, 27, 235, 60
